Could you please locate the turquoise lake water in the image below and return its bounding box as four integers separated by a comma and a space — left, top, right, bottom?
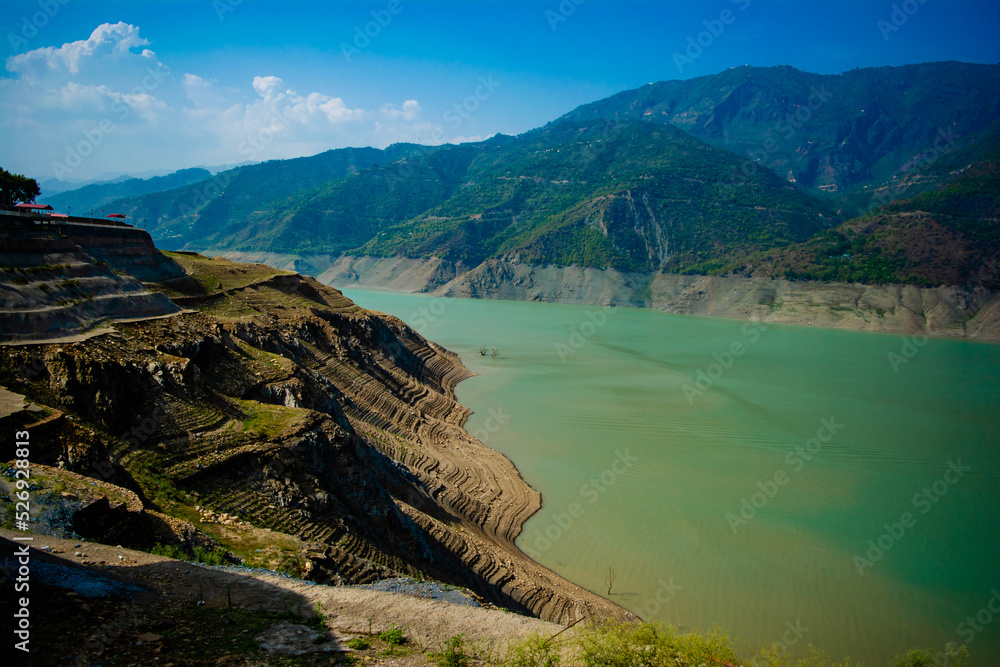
341, 288, 1000, 666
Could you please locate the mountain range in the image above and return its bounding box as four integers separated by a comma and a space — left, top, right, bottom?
37, 61, 1000, 297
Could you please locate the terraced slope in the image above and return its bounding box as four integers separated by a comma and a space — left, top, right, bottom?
0, 217, 181, 342
0, 252, 631, 625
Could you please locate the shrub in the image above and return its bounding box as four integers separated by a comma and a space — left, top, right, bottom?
379, 626, 406, 646
435, 634, 470, 667
502, 633, 560, 667
346, 636, 371, 650
149, 542, 186, 559
891, 645, 968, 667
577, 621, 740, 667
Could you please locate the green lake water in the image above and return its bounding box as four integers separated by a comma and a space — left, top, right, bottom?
341, 288, 1000, 666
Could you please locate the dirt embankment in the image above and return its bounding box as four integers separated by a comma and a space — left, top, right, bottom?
315, 255, 1000, 341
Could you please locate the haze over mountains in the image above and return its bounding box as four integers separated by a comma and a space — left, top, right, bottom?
41, 62, 1000, 293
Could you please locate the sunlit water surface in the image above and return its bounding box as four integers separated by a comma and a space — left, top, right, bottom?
342, 288, 1000, 665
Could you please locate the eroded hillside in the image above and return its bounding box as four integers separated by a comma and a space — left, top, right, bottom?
0, 251, 629, 626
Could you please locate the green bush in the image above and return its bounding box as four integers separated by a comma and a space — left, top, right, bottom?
379, 626, 406, 646
435, 634, 470, 667
891, 645, 968, 667
192, 545, 225, 566
502, 633, 560, 667
576, 621, 739, 667
149, 542, 186, 559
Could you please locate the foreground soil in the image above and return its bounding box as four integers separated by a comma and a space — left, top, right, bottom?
2, 529, 563, 666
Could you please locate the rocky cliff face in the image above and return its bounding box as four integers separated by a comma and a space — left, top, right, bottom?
0, 253, 630, 625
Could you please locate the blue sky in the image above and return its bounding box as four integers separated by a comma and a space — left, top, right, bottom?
2, 0, 999, 183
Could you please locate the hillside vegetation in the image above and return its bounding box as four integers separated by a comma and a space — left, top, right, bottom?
717, 149, 1000, 288
557, 61, 1000, 205
43, 61, 1000, 292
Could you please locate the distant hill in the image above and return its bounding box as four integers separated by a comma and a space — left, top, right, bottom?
123, 120, 834, 273
40, 168, 213, 215
556, 62, 1000, 207
726, 147, 1000, 289
93, 61, 999, 291
111, 143, 430, 248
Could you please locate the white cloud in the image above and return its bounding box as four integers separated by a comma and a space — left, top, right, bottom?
381, 99, 421, 121
0, 23, 462, 182
251, 75, 283, 99
8, 22, 155, 80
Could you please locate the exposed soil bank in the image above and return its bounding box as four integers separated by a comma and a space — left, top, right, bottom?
218, 253, 1000, 342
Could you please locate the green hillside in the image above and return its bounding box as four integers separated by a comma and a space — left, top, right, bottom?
356, 120, 835, 272
114, 143, 430, 248
557, 62, 1000, 206
718, 148, 1000, 288
66, 62, 999, 288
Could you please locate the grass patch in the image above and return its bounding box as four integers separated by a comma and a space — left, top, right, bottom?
378, 626, 407, 646
346, 637, 371, 650
501, 633, 560, 667
163, 251, 292, 293
231, 396, 309, 438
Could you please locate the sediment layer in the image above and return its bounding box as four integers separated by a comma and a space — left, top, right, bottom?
310, 255, 1000, 342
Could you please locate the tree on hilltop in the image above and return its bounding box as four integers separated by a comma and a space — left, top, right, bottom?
0, 168, 41, 207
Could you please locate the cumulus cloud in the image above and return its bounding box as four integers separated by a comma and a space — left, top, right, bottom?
0, 23, 454, 182
7, 22, 160, 86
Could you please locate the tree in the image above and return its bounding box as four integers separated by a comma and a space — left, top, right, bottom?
0, 168, 41, 208
605, 565, 617, 595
